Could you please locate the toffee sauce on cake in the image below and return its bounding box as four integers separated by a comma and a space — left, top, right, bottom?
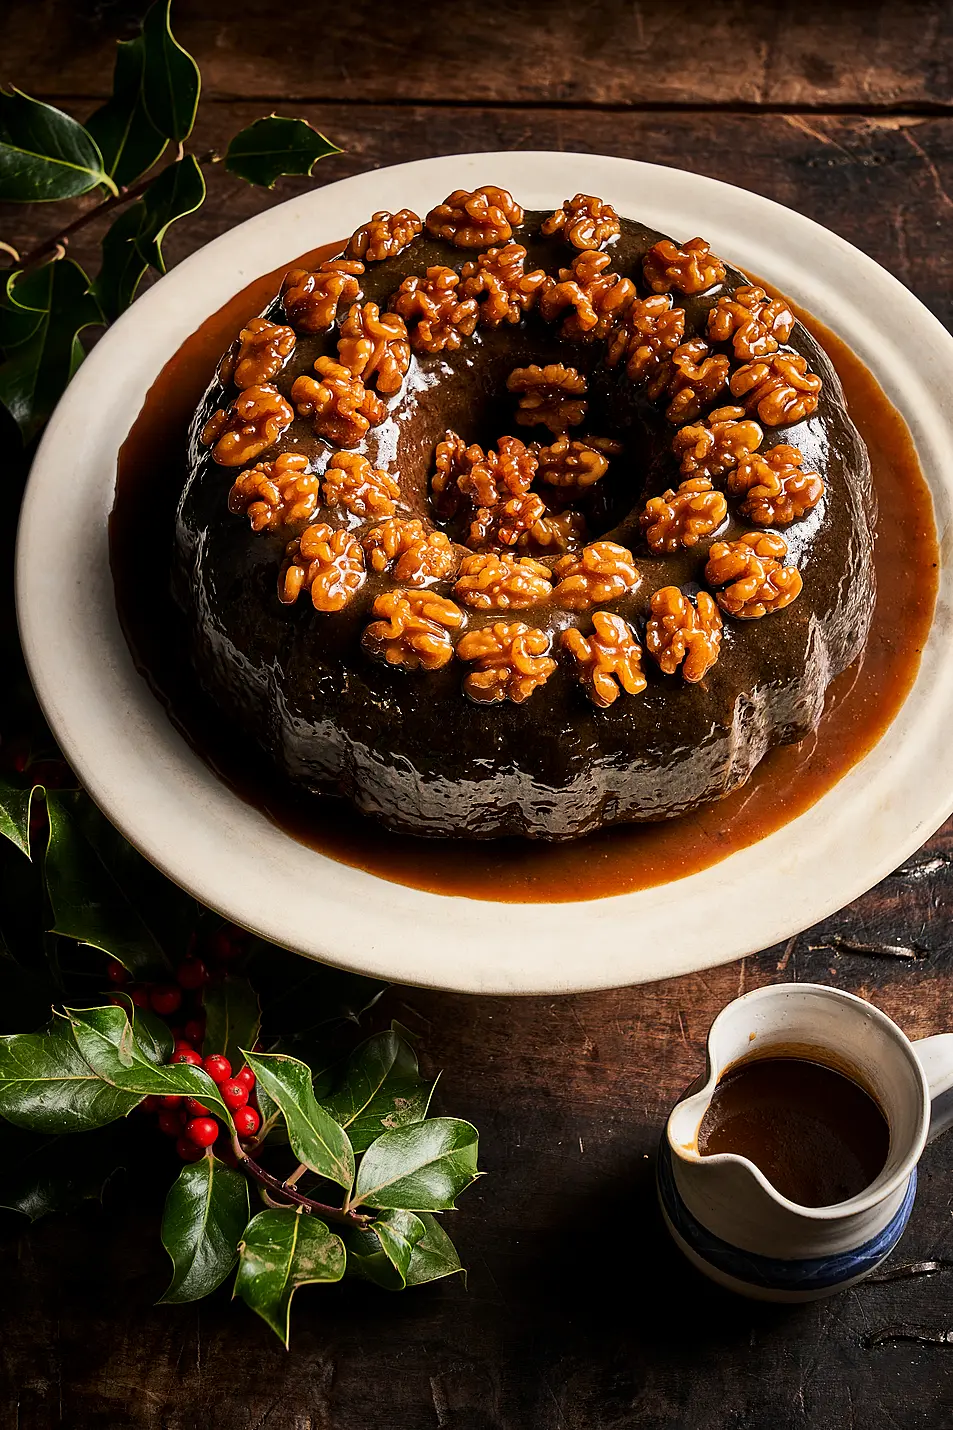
111, 245, 938, 903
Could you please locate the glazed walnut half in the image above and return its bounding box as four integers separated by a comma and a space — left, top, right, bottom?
536, 435, 621, 492
539, 249, 636, 342
278, 524, 365, 612
337, 302, 411, 394
281, 260, 364, 333
729, 353, 822, 426
345, 208, 422, 263
706, 286, 795, 361
541, 194, 621, 250
640, 477, 728, 553
425, 186, 524, 248
551, 541, 640, 609
647, 339, 729, 425
705, 531, 803, 618
291, 358, 386, 448
457, 622, 556, 704
362, 588, 465, 671
605, 294, 686, 383
672, 405, 763, 482
642, 237, 726, 296
390, 267, 479, 354
458, 244, 548, 327
508, 364, 587, 434
362, 518, 460, 586
561, 613, 646, 708
645, 587, 723, 683
227, 452, 319, 531
219, 317, 296, 390
201, 384, 294, 467
726, 445, 824, 526
322, 452, 402, 520
453, 552, 553, 610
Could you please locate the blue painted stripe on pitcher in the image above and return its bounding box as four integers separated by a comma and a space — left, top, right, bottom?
657, 1140, 916, 1291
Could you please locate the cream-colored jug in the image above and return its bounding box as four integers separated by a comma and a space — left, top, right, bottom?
659, 983, 953, 1301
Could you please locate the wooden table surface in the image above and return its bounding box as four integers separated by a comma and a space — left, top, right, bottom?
4, 3, 953, 1426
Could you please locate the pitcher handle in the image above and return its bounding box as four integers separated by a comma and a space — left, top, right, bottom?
913, 1035, 953, 1143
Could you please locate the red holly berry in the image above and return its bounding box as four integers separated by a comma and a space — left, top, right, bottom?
176, 1136, 204, 1162
185, 1117, 219, 1148
208, 926, 245, 963
184, 1097, 207, 1117
150, 985, 183, 1017
158, 1110, 183, 1136
141, 1095, 161, 1113
173, 1039, 195, 1055
160, 1094, 183, 1109
171, 1048, 202, 1067
176, 959, 207, 990
128, 987, 150, 1009
203, 1054, 231, 1085
107, 961, 129, 986
183, 1019, 206, 1045
235, 1067, 256, 1091
233, 1106, 260, 1139
220, 1079, 249, 1111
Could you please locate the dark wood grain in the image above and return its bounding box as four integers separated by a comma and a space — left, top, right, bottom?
4, 4, 953, 1427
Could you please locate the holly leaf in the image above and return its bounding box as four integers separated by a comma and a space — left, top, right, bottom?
404, 1211, 464, 1287
0, 267, 48, 349
248, 949, 386, 1038
140, 0, 200, 144
85, 35, 168, 191
353, 1119, 480, 1212
203, 976, 260, 1072
65, 1005, 231, 1123
44, 791, 171, 979
224, 116, 340, 189
0, 1026, 141, 1133
234, 1208, 345, 1347
112, 998, 174, 1067
0, 258, 102, 441
0, 777, 37, 857
159, 1154, 250, 1303
343, 1208, 425, 1290
0, 88, 115, 202
243, 1051, 354, 1191
0, 1121, 128, 1221
133, 155, 206, 274
323, 1025, 436, 1154
94, 205, 150, 322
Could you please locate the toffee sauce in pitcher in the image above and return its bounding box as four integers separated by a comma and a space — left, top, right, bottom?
698, 1056, 890, 1207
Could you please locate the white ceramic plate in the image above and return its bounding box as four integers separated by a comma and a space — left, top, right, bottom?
15, 152, 953, 995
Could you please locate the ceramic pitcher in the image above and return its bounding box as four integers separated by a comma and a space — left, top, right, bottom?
659, 982, 953, 1301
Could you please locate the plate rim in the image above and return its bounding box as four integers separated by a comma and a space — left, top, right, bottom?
14, 149, 953, 995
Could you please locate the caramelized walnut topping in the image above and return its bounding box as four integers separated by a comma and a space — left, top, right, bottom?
425, 186, 524, 248
467, 493, 548, 551
561, 612, 646, 707
281, 260, 364, 333
643, 237, 726, 296
640, 477, 728, 553
460, 435, 539, 508
727, 445, 824, 526
536, 435, 621, 491
517, 507, 588, 556
227, 452, 319, 531
458, 244, 547, 326
647, 338, 730, 424
362, 588, 465, 670
705, 531, 803, 618
389, 266, 479, 354
672, 404, 763, 481
322, 452, 402, 520
362, 518, 460, 586
542, 194, 621, 250
337, 302, 411, 394
646, 587, 723, 682
538, 249, 636, 341
201, 384, 294, 466
457, 622, 556, 704
729, 353, 822, 426
219, 318, 296, 390
551, 541, 640, 609
345, 208, 422, 263
453, 552, 553, 610
508, 364, 587, 434
278, 523, 365, 612
605, 294, 686, 382
430, 430, 474, 517
291, 358, 386, 448
707, 285, 795, 360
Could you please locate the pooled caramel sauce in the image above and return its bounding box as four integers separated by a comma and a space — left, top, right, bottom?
111, 246, 938, 903
698, 1055, 890, 1207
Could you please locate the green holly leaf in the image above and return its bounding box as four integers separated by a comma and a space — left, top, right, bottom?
224, 116, 340, 189
65, 1005, 231, 1123
44, 791, 172, 979
323, 1025, 436, 1154
203, 976, 260, 1073
0, 777, 38, 857
0, 88, 115, 202
0, 1121, 128, 1221
85, 36, 168, 192
404, 1211, 464, 1287
0, 258, 102, 441
353, 1119, 480, 1212
248, 949, 386, 1038
94, 205, 150, 322
140, 0, 200, 144
243, 1051, 354, 1191
159, 1154, 250, 1303
112, 997, 173, 1067
235, 1208, 345, 1347
0, 267, 48, 349
343, 1208, 425, 1290
133, 155, 206, 274
0, 1026, 141, 1133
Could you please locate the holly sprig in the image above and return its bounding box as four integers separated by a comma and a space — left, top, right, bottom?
0, 784, 480, 1346
0, 0, 340, 440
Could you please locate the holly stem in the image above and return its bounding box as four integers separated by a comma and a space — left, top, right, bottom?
231, 1135, 370, 1226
